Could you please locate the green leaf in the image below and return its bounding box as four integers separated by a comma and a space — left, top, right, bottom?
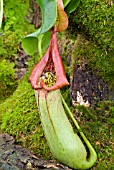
65, 0, 81, 16
22, 0, 57, 55
22, 30, 40, 55
62, 0, 71, 7
0, 0, 3, 28
37, 32, 51, 58
41, 31, 52, 50
37, 0, 57, 34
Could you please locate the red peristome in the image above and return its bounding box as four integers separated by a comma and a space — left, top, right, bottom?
28, 31, 69, 91
28, 48, 50, 89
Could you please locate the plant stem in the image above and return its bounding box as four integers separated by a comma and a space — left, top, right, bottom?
61, 93, 81, 130
38, 34, 44, 58
0, 0, 3, 28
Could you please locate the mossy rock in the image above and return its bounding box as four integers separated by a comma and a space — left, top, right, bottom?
70, 34, 114, 88
68, 0, 114, 88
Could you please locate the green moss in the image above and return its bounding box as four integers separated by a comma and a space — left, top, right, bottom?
70, 0, 114, 49
0, 59, 18, 103
0, 74, 51, 159
0, 0, 35, 60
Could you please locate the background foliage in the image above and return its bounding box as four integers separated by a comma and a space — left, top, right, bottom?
0, 0, 35, 102
0, 0, 35, 60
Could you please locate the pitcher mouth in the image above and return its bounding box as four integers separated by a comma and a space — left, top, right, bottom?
28, 31, 69, 91
39, 72, 56, 87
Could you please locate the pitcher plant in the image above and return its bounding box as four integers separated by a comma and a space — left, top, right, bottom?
22, 0, 97, 169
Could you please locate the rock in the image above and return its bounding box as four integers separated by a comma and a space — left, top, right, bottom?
14, 46, 31, 79
15, 68, 28, 79
0, 134, 72, 170
71, 64, 112, 106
